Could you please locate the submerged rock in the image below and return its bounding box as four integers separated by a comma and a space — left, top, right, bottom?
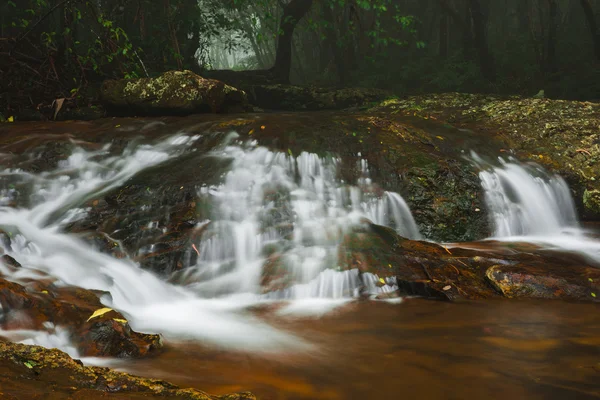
100, 70, 248, 116
0, 340, 256, 399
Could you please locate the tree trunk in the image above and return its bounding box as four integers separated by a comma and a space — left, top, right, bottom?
545, 0, 558, 74
468, 0, 496, 81
270, 0, 314, 83
517, 0, 530, 34
439, 14, 449, 58
580, 0, 600, 61
437, 0, 473, 56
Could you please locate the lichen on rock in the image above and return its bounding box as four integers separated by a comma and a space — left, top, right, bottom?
100, 70, 248, 116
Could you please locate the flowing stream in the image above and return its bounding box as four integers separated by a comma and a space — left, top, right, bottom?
1, 123, 599, 399
0, 131, 419, 354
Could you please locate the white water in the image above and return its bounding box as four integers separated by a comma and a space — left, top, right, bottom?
176, 141, 419, 306
477, 155, 600, 265
0, 132, 419, 354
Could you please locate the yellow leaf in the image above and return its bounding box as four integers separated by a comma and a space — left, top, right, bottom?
592, 293, 597, 298
8, 116, 14, 122
113, 318, 128, 324
379, 278, 385, 284
436, 136, 444, 140
260, 125, 266, 130
86, 307, 113, 322
388, 264, 392, 268
248, 129, 255, 135
41, 290, 48, 294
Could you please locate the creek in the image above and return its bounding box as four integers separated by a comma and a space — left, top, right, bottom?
0, 113, 599, 399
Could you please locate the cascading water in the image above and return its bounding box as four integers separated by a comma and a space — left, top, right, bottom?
0, 130, 419, 353
478, 157, 578, 237
172, 140, 417, 309
476, 154, 600, 265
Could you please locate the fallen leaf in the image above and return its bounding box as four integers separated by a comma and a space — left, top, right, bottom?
86, 307, 113, 322
260, 125, 266, 130
192, 243, 200, 256
379, 278, 386, 284
24, 361, 36, 369
248, 129, 255, 135
7, 116, 14, 122
113, 318, 128, 324
443, 285, 451, 291
435, 136, 444, 140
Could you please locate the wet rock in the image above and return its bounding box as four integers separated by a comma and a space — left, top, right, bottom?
0, 340, 256, 399
583, 189, 600, 217
0, 255, 21, 269
486, 264, 600, 300
347, 222, 600, 302
100, 70, 248, 116
371, 93, 600, 221
75, 309, 162, 358
0, 277, 162, 358
56, 105, 106, 121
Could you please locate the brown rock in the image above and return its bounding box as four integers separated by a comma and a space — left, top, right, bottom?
0, 277, 162, 358
486, 264, 600, 300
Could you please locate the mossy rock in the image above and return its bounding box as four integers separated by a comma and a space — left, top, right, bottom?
100, 70, 248, 116
371, 93, 600, 221
0, 340, 256, 399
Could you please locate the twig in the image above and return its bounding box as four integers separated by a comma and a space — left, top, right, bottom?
11, 0, 75, 54
420, 262, 434, 281
576, 148, 592, 156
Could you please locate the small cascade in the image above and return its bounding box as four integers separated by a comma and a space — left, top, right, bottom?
476, 154, 600, 266
176, 141, 420, 302
0, 134, 304, 351
476, 156, 579, 237
0, 131, 421, 352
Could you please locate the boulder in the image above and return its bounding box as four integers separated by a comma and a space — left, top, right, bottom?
345, 222, 600, 302
0, 276, 162, 358
100, 70, 248, 116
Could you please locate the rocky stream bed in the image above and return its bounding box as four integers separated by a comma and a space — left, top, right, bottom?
0, 71, 599, 399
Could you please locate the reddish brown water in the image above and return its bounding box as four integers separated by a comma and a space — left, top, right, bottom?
117, 299, 600, 399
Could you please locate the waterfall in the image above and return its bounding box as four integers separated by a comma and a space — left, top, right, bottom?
0, 131, 420, 352
175, 141, 419, 305
476, 154, 600, 266
477, 156, 579, 237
